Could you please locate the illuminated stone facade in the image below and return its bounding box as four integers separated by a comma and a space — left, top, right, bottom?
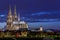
6, 5, 28, 31
39, 26, 43, 32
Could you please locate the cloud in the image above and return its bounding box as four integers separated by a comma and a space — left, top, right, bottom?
20, 16, 60, 22
31, 11, 60, 16
0, 15, 5, 17
33, 19, 59, 22
20, 11, 60, 22
32, 12, 49, 16
0, 15, 6, 22
28, 21, 60, 30
27, 19, 60, 22
31, 11, 60, 19
21, 17, 30, 21
0, 22, 6, 28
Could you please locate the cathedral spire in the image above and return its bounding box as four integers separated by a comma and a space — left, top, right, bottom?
7, 5, 12, 19
6, 5, 13, 30
18, 13, 20, 21
8, 5, 12, 16
13, 5, 17, 21
14, 5, 17, 15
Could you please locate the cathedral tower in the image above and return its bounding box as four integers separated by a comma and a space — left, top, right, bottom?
6, 5, 13, 30
13, 5, 18, 21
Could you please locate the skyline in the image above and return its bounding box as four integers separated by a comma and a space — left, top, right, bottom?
0, 0, 60, 30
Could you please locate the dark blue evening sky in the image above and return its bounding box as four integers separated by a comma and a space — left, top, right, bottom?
0, 0, 60, 30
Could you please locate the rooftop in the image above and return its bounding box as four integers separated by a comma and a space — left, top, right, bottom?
13, 21, 26, 24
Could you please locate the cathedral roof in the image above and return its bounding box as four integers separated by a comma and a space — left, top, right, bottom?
13, 21, 26, 24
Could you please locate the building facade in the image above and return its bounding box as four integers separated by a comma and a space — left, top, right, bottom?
6, 5, 28, 31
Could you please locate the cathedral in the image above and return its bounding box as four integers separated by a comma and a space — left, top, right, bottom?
6, 5, 28, 31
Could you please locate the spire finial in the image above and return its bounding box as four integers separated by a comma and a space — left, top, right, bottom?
8, 5, 12, 15
14, 5, 16, 15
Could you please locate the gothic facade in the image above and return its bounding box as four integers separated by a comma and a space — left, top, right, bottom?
6, 5, 28, 31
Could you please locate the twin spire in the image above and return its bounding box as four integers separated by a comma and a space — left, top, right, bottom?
8, 5, 20, 21
14, 5, 17, 20
8, 5, 12, 16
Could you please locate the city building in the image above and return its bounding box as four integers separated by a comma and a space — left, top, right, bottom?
6, 5, 28, 35
6, 5, 28, 37
39, 26, 43, 32
6, 5, 28, 30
